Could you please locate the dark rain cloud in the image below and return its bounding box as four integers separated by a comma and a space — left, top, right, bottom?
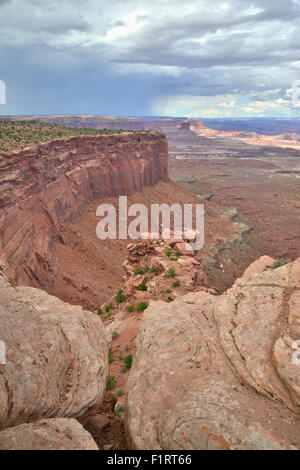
0, 0, 299, 116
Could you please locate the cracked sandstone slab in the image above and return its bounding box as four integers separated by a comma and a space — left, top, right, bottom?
126, 258, 300, 450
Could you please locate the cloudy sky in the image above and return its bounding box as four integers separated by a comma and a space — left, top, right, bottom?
1, 0, 300, 117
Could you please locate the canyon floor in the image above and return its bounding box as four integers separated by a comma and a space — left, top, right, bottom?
168, 128, 300, 264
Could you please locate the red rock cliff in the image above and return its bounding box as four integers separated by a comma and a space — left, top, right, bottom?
0, 132, 168, 287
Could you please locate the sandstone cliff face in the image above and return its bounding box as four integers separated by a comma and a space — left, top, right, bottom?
0, 268, 108, 430
0, 132, 167, 288
126, 257, 300, 450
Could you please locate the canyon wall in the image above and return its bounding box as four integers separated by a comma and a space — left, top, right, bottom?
0, 132, 168, 288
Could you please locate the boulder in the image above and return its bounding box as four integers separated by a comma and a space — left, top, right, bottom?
126, 258, 300, 450
174, 242, 195, 256
0, 418, 98, 450
0, 275, 108, 429
241, 255, 275, 279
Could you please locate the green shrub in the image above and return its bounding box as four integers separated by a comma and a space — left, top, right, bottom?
115, 289, 126, 304
97, 308, 103, 315
166, 288, 172, 293
106, 375, 115, 390
175, 251, 182, 257
272, 259, 291, 269
137, 280, 147, 291
167, 296, 174, 302
165, 248, 172, 257
115, 404, 125, 417
134, 267, 144, 276
167, 267, 177, 278
117, 388, 124, 397
137, 301, 148, 312
123, 354, 133, 369
172, 280, 180, 287
108, 347, 114, 364
105, 302, 114, 312
150, 266, 157, 274
112, 331, 119, 340
126, 304, 134, 313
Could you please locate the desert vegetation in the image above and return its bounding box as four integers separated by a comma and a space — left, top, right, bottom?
106, 375, 116, 390
0, 120, 139, 153
137, 301, 148, 312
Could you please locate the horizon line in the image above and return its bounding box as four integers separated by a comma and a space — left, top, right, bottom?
0, 113, 300, 120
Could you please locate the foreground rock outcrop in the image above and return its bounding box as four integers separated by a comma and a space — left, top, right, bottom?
0, 268, 108, 430
126, 257, 300, 450
0, 418, 98, 450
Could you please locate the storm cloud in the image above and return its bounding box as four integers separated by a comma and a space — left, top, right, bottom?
0, 0, 300, 116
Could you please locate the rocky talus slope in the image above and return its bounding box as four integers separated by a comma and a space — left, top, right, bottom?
0, 265, 108, 450
125, 256, 300, 450
100, 232, 211, 412
0, 132, 167, 290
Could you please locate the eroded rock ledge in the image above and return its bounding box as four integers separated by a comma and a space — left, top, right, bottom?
0, 132, 167, 288
126, 256, 300, 450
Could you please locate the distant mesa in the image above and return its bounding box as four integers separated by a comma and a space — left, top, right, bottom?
190, 120, 208, 131
177, 120, 191, 132
177, 120, 207, 133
